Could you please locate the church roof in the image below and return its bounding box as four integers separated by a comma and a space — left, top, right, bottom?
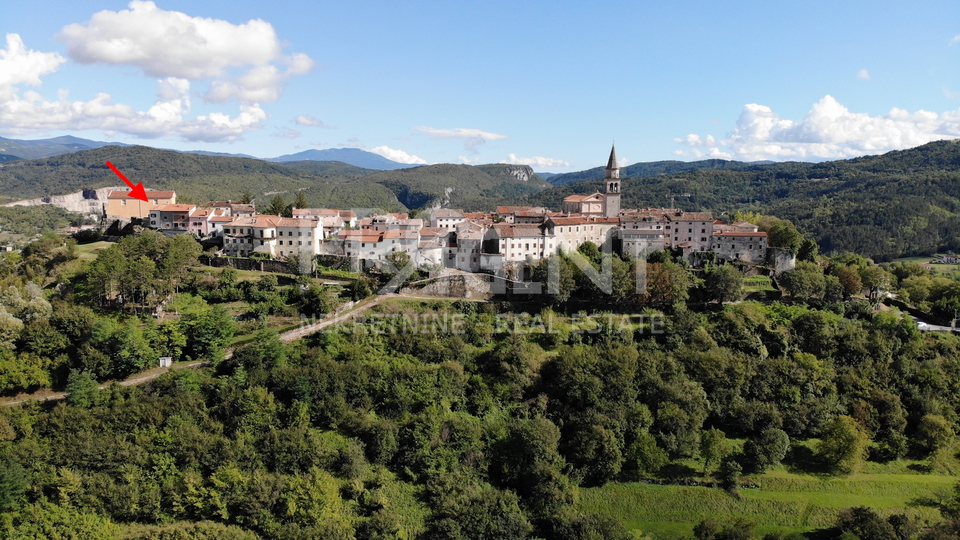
606, 144, 618, 170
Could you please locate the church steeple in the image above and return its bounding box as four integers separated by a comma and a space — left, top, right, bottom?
603, 144, 621, 217
605, 144, 620, 192
606, 144, 619, 177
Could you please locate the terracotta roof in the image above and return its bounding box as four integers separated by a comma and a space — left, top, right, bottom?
382, 230, 402, 239
667, 211, 714, 221
109, 190, 175, 199
340, 210, 357, 219
563, 193, 604, 202
338, 230, 363, 238
492, 223, 548, 238
150, 204, 192, 213
211, 216, 233, 222
432, 208, 465, 218
548, 216, 619, 225
713, 231, 768, 237
496, 205, 546, 215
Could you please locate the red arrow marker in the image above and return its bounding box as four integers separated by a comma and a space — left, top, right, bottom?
105, 161, 148, 202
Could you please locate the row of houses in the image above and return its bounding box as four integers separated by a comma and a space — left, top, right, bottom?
107, 145, 785, 273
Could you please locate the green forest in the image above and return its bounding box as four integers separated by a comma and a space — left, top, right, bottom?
2, 231, 960, 539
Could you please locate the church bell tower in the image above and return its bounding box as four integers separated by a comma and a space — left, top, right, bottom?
604, 144, 621, 218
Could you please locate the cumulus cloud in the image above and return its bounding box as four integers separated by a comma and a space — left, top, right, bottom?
675, 95, 960, 161
57, 1, 313, 103
0, 34, 65, 101
413, 126, 507, 153
502, 153, 569, 168
294, 114, 324, 127
0, 35, 265, 142
370, 146, 428, 164
857, 68, 870, 80
458, 155, 480, 165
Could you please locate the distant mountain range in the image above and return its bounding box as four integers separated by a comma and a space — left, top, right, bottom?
0, 136, 418, 171
0, 135, 131, 160
266, 148, 419, 170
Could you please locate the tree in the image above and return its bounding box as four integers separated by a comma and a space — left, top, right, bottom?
817, 415, 870, 474
700, 428, 729, 473
642, 260, 690, 307
835, 507, 898, 540
860, 265, 893, 299
240, 190, 254, 204
65, 370, 99, 408
780, 261, 826, 299
0, 459, 27, 512
265, 194, 287, 216
742, 428, 790, 474
160, 234, 202, 293
915, 414, 954, 455
834, 266, 863, 298
797, 238, 819, 262
706, 265, 743, 304
293, 190, 309, 210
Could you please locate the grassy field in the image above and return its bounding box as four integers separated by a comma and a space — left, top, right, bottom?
75, 240, 112, 261
894, 255, 960, 276
743, 275, 777, 293
579, 466, 956, 539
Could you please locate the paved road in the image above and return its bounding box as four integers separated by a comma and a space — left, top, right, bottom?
2, 292, 480, 406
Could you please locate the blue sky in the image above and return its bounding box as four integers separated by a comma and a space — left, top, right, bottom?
2, 1, 959, 171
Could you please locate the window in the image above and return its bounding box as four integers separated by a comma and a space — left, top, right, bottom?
121, 200, 127, 206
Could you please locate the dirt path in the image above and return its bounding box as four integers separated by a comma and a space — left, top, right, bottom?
2, 292, 478, 406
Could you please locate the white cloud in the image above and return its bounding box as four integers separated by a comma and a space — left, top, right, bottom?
502, 153, 569, 168
413, 126, 507, 153
951, 35, 960, 45
857, 68, 871, 80
338, 138, 365, 148
0, 34, 65, 101
617, 157, 629, 167
675, 95, 960, 161
57, 1, 313, 104
294, 114, 324, 127
272, 127, 300, 139
370, 145, 427, 164
458, 155, 481, 165
0, 36, 265, 143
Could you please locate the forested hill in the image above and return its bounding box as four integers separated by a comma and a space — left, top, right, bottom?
545, 158, 756, 186
0, 145, 553, 213
514, 140, 960, 261
355, 163, 550, 211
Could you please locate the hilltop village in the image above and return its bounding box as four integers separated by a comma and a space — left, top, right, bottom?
103, 146, 795, 276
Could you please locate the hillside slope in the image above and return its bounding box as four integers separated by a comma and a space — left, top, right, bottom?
515, 140, 960, 260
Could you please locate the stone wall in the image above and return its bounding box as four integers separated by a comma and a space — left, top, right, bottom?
765, 247, 797, 273
401, 273, 500, 298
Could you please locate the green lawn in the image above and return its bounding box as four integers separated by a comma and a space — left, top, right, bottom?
894, 255, 960, 276
743, 275, 777, 293
75, 240, 112, 261
579, 467, 955, 539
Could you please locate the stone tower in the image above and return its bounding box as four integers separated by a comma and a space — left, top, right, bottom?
604, 144, 621, 218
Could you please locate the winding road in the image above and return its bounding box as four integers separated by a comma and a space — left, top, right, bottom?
1, 292, 462, 407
